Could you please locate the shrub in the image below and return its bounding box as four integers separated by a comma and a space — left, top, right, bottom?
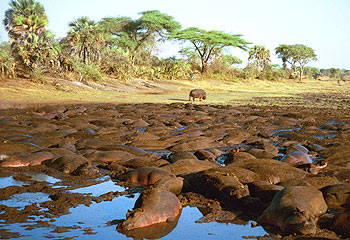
0, 45, 16, 79
242, 64, 259, 79
71, 59, 103, 83
262, 66, 287, 80
29, 66, 47, 83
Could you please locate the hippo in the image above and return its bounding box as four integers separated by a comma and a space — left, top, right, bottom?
281, 151, 314, 164
118, 215, 180, 239
119, 188, 182, 231
118, 167, 176, 186
1, 152, 56, 167
258, 186, 328, 235
322, 183, 350, 207
189, 89, 206, 101
294, 160, 328, 175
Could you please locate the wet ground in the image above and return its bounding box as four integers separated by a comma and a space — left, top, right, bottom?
0, 102, 349, 239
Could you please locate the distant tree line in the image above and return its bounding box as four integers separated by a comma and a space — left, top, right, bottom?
0, 0, 348, 83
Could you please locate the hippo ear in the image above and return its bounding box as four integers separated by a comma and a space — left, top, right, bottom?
295, 207, 305, 214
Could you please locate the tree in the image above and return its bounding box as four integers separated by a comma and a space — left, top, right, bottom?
248, 45, 271, 71
275, 44, 317, 81
63, 17, 105, 65
99, 10, 181, 58
171, 27, 249, 73
330, 68, 340, 79
98, 16, 132, 48
3, 0, 55, 70
320, 68, 331, 77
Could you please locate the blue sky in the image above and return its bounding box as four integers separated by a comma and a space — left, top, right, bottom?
1, 0, 349, 69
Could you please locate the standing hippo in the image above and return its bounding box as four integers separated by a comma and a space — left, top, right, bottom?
189, 89, 206, 101
119, 188, 182, 231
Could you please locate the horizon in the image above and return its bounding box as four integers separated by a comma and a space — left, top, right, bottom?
1, 0, 349, 70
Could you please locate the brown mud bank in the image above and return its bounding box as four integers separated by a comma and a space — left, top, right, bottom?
0, 102, 350, 239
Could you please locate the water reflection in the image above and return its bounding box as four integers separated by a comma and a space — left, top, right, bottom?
0, 192, 50, 209
118, 211, 181, 239
0, 172, 268, 239
0, 173, 60, 188
69, 178, 126, 197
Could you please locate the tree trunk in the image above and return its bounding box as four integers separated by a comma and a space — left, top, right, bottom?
200, 57, 206, 73
299, 66, 303, 82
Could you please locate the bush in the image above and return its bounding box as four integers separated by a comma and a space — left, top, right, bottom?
242, 64, 287, 80
157, 57, 192, 80
0, 46, 16, 80
29, 66, 47, 83
100, 49, 133, 81
242, 64, 259, 79
262, 66, 287, 80
71, 60, 103, 83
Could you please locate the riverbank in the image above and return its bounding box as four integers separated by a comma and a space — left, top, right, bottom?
1, 77, 349, 109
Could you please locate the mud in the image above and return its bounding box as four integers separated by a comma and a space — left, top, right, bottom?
0, 102, 349, 239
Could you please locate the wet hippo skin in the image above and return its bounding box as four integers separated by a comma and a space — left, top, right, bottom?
118, 166, 175, 186
258, 186, 328, 235
119, 188, 182, 230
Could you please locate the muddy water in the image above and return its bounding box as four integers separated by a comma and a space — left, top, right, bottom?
1, 103, 350, 239
0, 175, 265, 239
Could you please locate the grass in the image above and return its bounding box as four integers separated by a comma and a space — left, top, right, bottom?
0, 77, 349, 109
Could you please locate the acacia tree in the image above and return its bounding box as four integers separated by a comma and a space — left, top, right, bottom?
3, 0, 54, 70
99, 10, 181, 59
275, 44, 317, 81
171, 27, 249, 73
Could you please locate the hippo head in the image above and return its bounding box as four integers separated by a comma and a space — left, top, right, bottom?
202, 95, 207, 100
121, 208, 146, 231
283, 209, 317, 235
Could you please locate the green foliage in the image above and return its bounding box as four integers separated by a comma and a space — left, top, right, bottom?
243, 63, 286, 80
320, 68, 330, 77
205, 54, 242, 80
29, 65, 46, 83
179, 46, 201, 71
248, 45, 271, 70
99, 10, 180, 57
304, 67, 321, 80
157, 57, 192, 80
99, 48, 133, 80
3, 6, 340, 84
262, 65, 287, 80
63, 17, 105, 65
138, 10, 181, 37
275, 44, 317, 81
330, 68, 340, 79
171, 27, 249, 73
71, 58, 103, 82
0, 41, 16, 79
242, 64, 259, 79
3, 0, 53, 70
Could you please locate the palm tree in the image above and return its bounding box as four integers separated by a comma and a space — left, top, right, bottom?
63, 17, 105, 65
248, 45, 271, 71
3, 0, 51, 70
